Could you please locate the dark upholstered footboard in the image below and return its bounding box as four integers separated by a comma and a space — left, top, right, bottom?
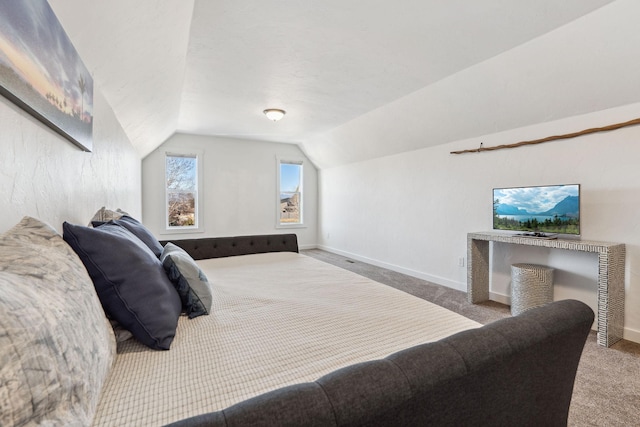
166, 299, 593, 427
160, 234, 298, 260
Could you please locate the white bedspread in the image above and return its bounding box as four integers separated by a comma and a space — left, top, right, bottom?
92, 252, 480, 426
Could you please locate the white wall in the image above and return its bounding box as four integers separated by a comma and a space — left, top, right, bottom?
317, 104, 640, 343
141, 133, 318, 248
0, 89, 141, 235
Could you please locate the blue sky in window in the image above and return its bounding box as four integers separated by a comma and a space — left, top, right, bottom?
280, 163, 301, 192
166, 156, 197, 191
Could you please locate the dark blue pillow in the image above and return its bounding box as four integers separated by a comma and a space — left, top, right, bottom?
92, 215, 163, 258
63, 222, 181, 350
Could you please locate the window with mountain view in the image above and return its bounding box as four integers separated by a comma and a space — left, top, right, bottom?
166, 153, 199, 229
278, 160, 303, 226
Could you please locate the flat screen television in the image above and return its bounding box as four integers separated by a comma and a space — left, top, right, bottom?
493, 184, 580, 237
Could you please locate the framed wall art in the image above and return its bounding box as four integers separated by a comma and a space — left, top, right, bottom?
0, 0, 93, 151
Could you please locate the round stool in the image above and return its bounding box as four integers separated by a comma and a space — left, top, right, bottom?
510, 263, 554, 316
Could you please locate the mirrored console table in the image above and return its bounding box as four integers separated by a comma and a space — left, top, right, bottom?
467, 232, 625, 347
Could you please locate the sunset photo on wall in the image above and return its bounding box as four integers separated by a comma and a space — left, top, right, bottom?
0, 0, 93, 151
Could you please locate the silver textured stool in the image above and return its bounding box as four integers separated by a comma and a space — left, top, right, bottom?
510, 263, 554, 316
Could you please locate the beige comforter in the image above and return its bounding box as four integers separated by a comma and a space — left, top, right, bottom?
92, 252, 479, 426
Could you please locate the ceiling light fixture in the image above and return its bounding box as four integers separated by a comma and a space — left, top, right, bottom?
263, 108, 286, 121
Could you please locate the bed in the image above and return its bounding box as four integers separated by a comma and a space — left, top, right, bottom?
92, 251, 481, 426
0, 218, 594, 427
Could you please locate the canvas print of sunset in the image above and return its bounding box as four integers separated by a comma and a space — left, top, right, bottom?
0, 0, 93, 151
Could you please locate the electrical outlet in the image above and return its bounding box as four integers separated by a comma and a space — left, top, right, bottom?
458, 257, 465, 267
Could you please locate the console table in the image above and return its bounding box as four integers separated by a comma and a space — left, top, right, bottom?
467, 232, 625, 347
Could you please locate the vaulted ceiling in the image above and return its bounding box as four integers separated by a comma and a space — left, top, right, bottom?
49, 0, 640, 168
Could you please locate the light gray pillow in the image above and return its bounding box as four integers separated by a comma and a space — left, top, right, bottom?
89, 206, 129, 225
0, 217, 116, 426
161, 243, 213, 318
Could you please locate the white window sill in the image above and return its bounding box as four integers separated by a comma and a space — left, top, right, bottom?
160, 227, 205, 235
276, 223, 306, 229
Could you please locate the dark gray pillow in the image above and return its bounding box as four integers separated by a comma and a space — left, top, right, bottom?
161, 243, 213, 318
92, 215, 163, 258
63, 222, 181, 350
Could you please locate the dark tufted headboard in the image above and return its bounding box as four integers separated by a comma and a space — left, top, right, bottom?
160, 234, 299, 260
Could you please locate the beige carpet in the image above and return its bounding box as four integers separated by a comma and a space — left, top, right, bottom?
303, 249, 640, 427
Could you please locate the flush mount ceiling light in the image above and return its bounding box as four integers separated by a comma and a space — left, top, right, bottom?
263, 108, 286, 121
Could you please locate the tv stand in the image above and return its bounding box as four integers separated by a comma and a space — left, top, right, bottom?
467, 232, 625, 347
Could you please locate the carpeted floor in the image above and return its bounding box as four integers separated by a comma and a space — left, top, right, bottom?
302, 249, 640, 427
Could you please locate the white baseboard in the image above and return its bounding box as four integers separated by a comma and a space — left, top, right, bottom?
317, 245, 466, 292
298, 243, 318, 250
623, 327, 640, 344
489, 291, 511, 305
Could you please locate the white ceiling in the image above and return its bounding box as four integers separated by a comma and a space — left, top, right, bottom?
49, 0, 638, 167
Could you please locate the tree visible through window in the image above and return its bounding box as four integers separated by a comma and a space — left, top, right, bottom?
279, 161, 303, 225
166, 154, 198, 228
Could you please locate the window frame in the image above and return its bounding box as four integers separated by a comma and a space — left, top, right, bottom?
163, 150, 204, 234
276, 158, 305, 228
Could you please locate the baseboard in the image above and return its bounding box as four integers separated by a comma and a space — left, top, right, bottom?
298, 243, 317, 250
489, 291, 511, 305
623, 327, 640, 344
317, 245, 466, 292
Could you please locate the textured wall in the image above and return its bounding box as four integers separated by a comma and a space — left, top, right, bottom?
142, 134, 317, 248
0, 88, 141, 235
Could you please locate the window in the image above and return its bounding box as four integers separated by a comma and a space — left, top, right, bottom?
278, 160, 303, 226
166, 153, 199, 230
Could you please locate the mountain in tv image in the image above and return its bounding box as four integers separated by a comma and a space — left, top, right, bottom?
493, 190, 580, 235
495, 195, 579, 217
